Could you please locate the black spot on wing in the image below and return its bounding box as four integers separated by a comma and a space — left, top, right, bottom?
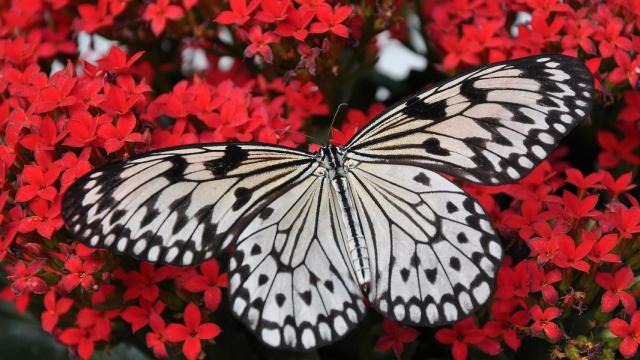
324, 280, 334, 293
449, 257, 461, 271
172, 213, 189, 234
425, 268, 437, 284
204, 144, 249, 177
140, 208, 160, 227
446, 201, 458, 213
400, 268, 410, 282
299, 290, 312, 305
259, 207, 274, 220
258, 274, 269, 285
423, 138, 450, 156
111, 209, 126, 225
232, 187, 253, 211
403, 95, 447, 120
275, 293, 286, 307
413, 172, 431, 186
410, 254, 420, 267
460, 78, 488, 103
164, 156, 189, 181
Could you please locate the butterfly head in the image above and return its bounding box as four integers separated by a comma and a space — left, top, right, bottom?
319, 144, 346, 178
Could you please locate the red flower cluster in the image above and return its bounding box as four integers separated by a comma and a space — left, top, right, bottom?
215, 0, 353, 65
0, 0, 639, 359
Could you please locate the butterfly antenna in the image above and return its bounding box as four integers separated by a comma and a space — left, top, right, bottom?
274, 128, 322, 144
327, 103, 349, 141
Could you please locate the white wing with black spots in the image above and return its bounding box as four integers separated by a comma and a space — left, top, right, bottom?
346, 160, 502, 325
344, 54, 594, 185
228, 174, 365, 350
62, 143, 316, 266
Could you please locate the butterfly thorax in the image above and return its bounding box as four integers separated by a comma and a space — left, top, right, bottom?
319, 144, 347, 178
320, 145, 371, 292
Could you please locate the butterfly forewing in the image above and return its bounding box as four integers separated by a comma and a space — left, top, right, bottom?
229, 174, 365, 350
344, 54, 594, 185
62, 143, 316, 266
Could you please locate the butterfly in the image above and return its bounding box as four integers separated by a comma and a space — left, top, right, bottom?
62, 54, 594, 350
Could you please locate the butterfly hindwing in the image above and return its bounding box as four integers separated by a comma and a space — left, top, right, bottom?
62, 143, 315, 266
346, 160, 502, 325
229, 174, 365, 350
344, 54, 594, 185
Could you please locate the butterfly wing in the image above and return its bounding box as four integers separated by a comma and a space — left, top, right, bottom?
229, 173, 366, 350
344, 54, 594, 185
346, 161, 502, 325
62, 143, 316, 266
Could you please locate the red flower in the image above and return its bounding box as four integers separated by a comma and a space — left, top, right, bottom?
495, 259, 531, 300
530, 267, 562, 304
255, 0, 290, 23
31, 65, 78, 113
609, 312, 640, 358
8, 260, 48, 296
565, 168, 602, 191
60, 256, 103, 292
63, 111, 102, 148
98, 112, 145, 154
146, 313, 170, 358
76, 307, 118, 341
596, 267, 637, 313
597, 131, 640, 168
435, 317, 498, 360
165, 303, 221, 360
601, 171, 636, 199
17, 198, 64, 239
15, 164, 62, 202
41, 290, 73, 333
587, 232, 620, 264
182, 260, 228, 311
375, 319, 420, 358
438, 34, 483, 71
99, 85, 143, 115
619, 91, 640, 123
595, 17, 633, 58
19, 115, 67, 151
243, 26, 278, 63
275, 7, 315, 41
613, 206, 640, 238
330, 104, 384, 146
97, 46, 144, 74
561, 18, 595, 54
547, 191, 599, 220
58, 308, 118, 360
486, 300, 529, 351
309, 4, 352, 38
609, 51, 640, 87
120, 263, 174, 302
121, 300, 166, 333
143, 0, 185, 36
60, 149, 92, 192
552, 234, 594, 272
215, 0, 260, 25
75, 0, 125, 32
58, 326, 98, 360
529, 305, 562, 341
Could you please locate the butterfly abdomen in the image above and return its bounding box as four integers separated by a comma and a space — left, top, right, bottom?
322, 145, 371, 291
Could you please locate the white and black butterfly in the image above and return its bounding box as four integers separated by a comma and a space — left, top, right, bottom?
62, 54, 593, 350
